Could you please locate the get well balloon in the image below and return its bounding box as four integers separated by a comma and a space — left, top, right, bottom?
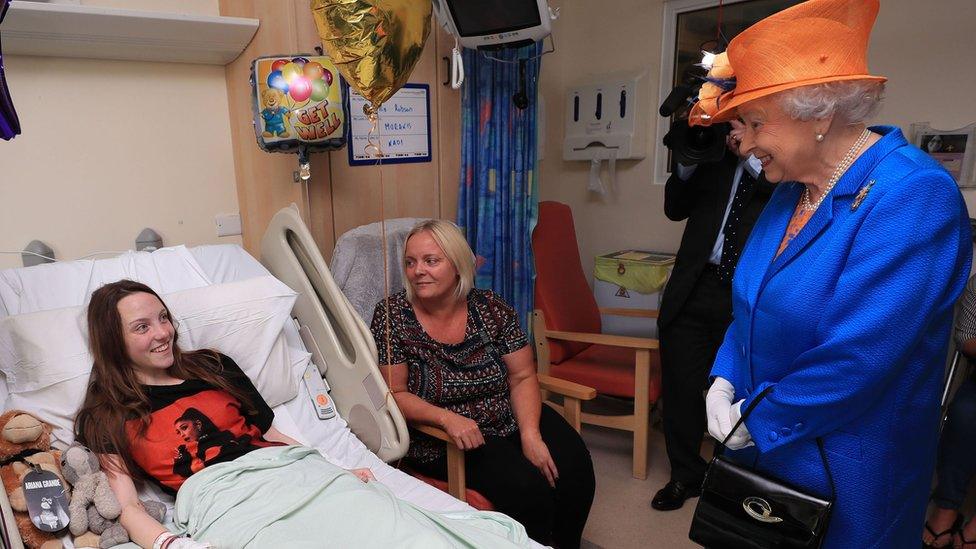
250, 54, 347, 178
311, 0, 432, 114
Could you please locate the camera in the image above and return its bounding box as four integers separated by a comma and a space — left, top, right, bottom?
659, 70, 730, 166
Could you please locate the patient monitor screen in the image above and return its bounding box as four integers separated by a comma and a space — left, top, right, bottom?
449, 0, 541, 36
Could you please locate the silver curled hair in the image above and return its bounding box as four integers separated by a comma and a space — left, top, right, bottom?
777, 80, 885, 124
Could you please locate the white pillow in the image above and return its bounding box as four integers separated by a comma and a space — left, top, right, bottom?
0, 305, 91, 393
0, 306, 93, 446
0, 275, 300, 447
0, 245, 211, 317
165, 275, 300, 408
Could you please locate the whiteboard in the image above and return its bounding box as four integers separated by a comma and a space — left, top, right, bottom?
346, 83, 432, 166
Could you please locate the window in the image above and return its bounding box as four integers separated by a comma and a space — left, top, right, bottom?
655, 0, 801, 183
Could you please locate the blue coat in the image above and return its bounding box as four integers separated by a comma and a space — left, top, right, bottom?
712, 126, 972, 549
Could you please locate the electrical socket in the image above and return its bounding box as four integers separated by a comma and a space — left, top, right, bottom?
215, 213, 242, 237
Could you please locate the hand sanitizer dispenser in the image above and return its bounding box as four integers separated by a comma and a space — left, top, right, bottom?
563, 72, 646, 194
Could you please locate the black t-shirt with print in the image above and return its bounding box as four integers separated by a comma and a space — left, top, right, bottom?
126, 353, 283, 494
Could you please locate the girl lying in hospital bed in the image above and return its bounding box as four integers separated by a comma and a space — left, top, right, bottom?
74, 280, 532, 549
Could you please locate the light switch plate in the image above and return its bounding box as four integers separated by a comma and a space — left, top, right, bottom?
215, 213, 242, 237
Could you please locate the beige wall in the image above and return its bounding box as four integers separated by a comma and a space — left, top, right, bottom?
0, 0, 239, 269
3, 0, 974, 273
539, 0, 976, 285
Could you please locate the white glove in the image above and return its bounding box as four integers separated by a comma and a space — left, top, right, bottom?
153, 533, 215, 549
706, 377, 735, 442
706, 378, 752, 449
726, 399, 754, 450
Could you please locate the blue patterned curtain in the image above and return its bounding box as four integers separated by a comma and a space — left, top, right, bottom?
457, 44, 541, 331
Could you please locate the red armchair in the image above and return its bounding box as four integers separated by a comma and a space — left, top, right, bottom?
532, 201, 663, 479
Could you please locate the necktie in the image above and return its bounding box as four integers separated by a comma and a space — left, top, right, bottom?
717, 172, 755, 283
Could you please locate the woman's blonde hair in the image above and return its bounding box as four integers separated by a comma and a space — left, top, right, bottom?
402, 219, 475, 303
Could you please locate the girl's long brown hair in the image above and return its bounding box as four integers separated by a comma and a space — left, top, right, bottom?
74, 280, 252, 480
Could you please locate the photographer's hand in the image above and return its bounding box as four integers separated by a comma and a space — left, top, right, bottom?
727, 119, 749, 158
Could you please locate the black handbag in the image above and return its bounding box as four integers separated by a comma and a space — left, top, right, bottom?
689, 386, 835, 548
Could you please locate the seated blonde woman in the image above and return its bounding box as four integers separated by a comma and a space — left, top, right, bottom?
371, 219, 595, 549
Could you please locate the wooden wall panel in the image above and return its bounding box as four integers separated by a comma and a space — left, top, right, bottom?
219, 0, 334, 258
222, 3, 462, 262
327, 39, 441, 239
434, 26, 462, 223
294, 0, 337, 261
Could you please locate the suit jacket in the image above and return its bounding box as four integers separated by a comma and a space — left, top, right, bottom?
712, 127, 972, 548
658, 150, 773, 330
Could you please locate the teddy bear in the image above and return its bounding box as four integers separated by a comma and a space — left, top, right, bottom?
0, 410, 67, 549
61, 442, 166, 549
260, 88, 291, 138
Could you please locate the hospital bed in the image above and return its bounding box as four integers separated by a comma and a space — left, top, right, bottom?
0, 207, 545, 548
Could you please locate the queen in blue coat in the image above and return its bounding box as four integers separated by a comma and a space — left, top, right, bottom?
688, 0, 972, 547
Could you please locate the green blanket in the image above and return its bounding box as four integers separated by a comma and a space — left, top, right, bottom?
172, 446, 531, 548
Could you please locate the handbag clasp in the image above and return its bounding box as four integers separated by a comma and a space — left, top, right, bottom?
742, 496, 784, 524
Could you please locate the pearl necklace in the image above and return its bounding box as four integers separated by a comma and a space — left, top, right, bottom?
801, 129, 872, 212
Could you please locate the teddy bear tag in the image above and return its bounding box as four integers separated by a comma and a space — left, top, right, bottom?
23, 468, 69, 532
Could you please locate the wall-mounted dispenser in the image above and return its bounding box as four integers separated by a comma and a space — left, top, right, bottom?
563, 72, 646, 194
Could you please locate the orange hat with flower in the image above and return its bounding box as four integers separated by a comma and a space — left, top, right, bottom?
688, 0, 887, 126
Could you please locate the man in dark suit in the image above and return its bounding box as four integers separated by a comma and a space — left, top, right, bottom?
651, 121, 772, 510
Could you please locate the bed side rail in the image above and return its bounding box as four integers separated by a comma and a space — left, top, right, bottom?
260, 206, 408, 462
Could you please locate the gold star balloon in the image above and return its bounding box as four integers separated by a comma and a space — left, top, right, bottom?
311, 0, 432, 116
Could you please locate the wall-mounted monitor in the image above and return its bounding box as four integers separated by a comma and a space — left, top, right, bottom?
432, 0, 553, 50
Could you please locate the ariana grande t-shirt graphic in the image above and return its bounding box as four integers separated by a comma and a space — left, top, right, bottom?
170, 404, 264, 479
125, 354, 284, 494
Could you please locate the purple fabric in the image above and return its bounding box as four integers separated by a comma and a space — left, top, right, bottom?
0, 0, 22, 140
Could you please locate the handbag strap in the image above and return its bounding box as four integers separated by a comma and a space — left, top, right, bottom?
720, 384, 836, 500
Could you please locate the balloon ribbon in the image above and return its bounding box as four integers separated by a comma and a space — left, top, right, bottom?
363, 106, 396, 408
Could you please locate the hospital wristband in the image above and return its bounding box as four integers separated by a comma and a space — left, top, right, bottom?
153, 532, 181, 549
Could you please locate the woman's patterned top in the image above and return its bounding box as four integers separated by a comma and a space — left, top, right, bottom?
370, 289, 529, 463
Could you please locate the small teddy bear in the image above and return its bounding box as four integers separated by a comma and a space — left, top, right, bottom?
0, 410, 66, 549
260, 88, 291, 138
60, 442, 165, 548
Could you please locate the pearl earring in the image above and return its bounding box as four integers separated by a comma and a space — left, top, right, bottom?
815, 134, 825, 142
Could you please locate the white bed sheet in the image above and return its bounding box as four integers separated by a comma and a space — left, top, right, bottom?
0, 244, 546, 548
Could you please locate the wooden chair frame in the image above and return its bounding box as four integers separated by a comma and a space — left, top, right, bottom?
533, 307, 659, 480
412, 374, 596, 502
